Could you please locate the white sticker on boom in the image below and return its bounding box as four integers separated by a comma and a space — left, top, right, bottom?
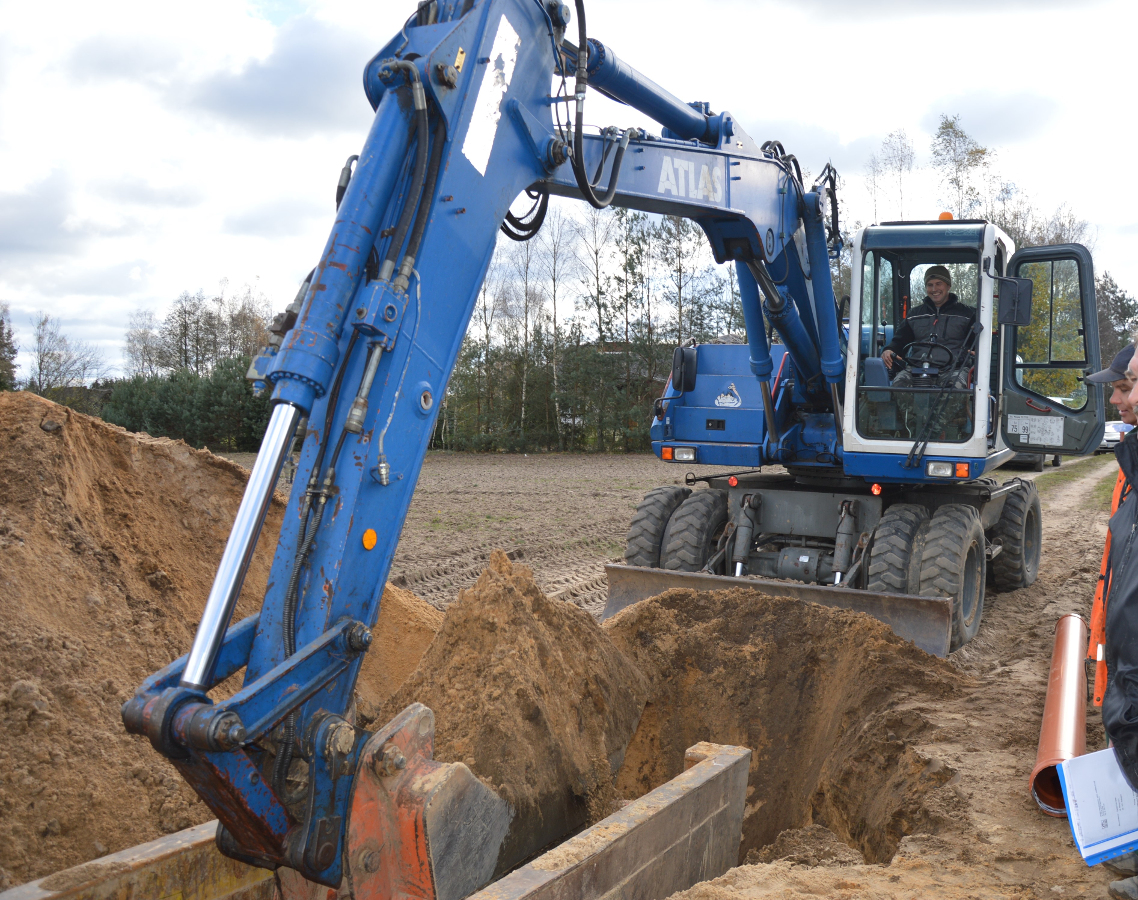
461, 15, 520, 177
1007, 414, 1064, 446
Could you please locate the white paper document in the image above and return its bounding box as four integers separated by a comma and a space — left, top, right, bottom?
1059, 748, 1138, 865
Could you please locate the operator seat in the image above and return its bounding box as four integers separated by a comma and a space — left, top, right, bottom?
863, 357, 892, 400
862, 356, 897, 431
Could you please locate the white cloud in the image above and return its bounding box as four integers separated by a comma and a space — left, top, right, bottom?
0, 0, 1135, 382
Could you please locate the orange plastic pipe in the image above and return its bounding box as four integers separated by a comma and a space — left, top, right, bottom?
1030, 614, 1088, 816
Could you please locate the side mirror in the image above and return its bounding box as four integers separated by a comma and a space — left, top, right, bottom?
997, 276, 1033, 327
671, 347, 698, 393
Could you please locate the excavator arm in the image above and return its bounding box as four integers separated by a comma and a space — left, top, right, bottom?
123, 0, 838, 889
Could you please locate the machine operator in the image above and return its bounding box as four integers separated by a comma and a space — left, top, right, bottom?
880, 265, 976, 390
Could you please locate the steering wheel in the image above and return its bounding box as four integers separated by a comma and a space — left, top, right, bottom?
898, 340, 954, 371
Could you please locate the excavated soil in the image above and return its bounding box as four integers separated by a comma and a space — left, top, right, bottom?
667, 455, 1123, 899
605, 588, 964, 864
377, 550, 647, 877
0, 394, 443, 888
0, 392, 1125, 899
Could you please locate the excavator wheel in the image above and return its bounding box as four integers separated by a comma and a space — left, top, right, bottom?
660, 489, 729, 573
990, 481, 1042, 592
625, 485, 692, 568
866, 503, 930, 595
917, 504, 986, 652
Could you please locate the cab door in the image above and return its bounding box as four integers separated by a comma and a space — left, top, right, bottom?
1000, 243, 1104, 455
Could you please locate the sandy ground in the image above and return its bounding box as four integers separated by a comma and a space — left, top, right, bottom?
231, 448, 1124, 897
2, 404, 1116, 896
226, 449, 1094, 617
670, 452, 1123, 899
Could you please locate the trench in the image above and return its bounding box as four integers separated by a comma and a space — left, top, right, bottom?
606, 587, 960, 864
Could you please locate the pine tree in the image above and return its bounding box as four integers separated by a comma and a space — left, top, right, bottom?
0, 303, 17, 391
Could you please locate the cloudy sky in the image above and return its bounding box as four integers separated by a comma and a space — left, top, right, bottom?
1, 0, 1133, 377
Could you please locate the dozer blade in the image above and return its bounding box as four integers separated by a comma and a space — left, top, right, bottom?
602, 564, 953, 657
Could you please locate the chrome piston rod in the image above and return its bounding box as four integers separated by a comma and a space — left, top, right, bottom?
181, 401, 303, 690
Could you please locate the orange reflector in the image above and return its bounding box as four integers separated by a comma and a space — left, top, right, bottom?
955, 463, 970, 478
871, 483, 883, 496
362, 528, 377, 550
661, 446, 674, 460
728, 475, 739, 487
939, 211, 954, 220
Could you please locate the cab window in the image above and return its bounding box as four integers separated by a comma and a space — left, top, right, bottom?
1013, 259, 1088, 411
855, 250, 980, 443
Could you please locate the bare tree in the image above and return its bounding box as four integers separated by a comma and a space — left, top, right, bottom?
124, 309, 164, 377
24, 312, 108, 396
657, 215, 705, 344
160, 290, 218, 374
475, 248, 506, 434
538, 206, 576, 449
880, 130, 916, 219
575, 206, 616, 342
931, 114, 991, 218
508, 238, 546, 445
214, 281, 272, 359
863, 152, 883, 223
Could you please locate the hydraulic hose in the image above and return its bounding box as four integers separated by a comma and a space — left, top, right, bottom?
570, 0, 631, 209
395, 114, 447, 290
271, 329, 359, 797
379, 62, 430, 283
272, 497, 327, 798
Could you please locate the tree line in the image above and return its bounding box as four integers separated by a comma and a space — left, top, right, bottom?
100, 286, 274, 450
433, 206, 747, 453
0, 288, 274, 452
1, 117, 1135, 446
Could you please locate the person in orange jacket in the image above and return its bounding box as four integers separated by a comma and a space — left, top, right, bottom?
1088, 344, 1137, 709
1085, 344, 1137, 898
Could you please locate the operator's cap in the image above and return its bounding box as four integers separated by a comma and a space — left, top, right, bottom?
1086, 343, 1136, 384
924, 265, 952, 288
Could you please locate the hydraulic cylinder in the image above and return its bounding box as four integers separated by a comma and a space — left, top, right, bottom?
181, 402, 302, 689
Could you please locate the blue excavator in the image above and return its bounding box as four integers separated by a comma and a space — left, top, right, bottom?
122, 0, 1103, 895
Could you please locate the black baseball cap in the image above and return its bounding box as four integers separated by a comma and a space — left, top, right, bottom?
1086, 344, 1136, 384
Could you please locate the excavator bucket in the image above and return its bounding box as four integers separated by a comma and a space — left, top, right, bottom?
602, 564, 954, 658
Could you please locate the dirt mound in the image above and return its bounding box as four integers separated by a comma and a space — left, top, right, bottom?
604, 588, 967, 864
0, 394, 443, 888
746, 825, 865, 867
378, 550, 648, 878
0, 393, 290, 885
356, 583, 444, 713
672, 835, 1027, 899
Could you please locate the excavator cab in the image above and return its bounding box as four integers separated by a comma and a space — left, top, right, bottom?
842, 221, 1104, 475
854, 249, 981, 444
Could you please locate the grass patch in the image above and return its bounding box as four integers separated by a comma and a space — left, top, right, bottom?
1033, 455, 1117, 498
1091, 464, 1122, 513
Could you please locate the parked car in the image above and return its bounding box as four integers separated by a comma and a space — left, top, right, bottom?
1099, 421, 1135, 453
1012, 450, 1061, 471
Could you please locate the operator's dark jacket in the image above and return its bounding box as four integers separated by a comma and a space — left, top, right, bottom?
1103, 428, 1138, 789
883, 294, 977, 356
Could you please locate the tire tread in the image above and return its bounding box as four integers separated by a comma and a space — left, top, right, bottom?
867, 504, 930, 594
660, 490, 729, 572
624, 485, 692, 568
